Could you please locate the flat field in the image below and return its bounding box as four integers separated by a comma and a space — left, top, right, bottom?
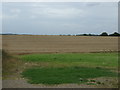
2, 35, 119, 88
2, 35, 119, 54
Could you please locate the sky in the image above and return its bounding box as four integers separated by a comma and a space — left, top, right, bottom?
1, 2, 118, 35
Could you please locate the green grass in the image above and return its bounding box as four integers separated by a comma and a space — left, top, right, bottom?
22, 67, 117, 84
19, 53, 118, 84
19, 53, 118, 68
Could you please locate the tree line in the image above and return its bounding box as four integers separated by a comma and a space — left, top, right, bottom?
99, 32, 120, 36
60, 32, 120, 36
1, 32, 120, 36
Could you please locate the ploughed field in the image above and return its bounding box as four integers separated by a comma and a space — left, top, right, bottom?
2, 35, 119, 54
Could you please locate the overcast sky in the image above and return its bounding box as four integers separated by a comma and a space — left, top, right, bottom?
2, 2, 118, 35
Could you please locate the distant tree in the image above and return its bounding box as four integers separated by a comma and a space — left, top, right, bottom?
88, 34, 92, 36
100, 32, 108, 36
83, 34, 88, 36
76, 34, 81, 36
67, 34, 71, 36
75, 33, 98, 36
109, 32, 120, 36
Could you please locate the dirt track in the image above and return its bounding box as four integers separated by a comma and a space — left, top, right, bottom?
2, 35, 119, 54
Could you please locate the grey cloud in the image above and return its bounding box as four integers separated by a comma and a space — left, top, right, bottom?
2, 2, 118, 35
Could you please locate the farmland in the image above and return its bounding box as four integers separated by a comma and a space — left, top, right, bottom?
2, 35, 119, 54
2, 35, 119, 88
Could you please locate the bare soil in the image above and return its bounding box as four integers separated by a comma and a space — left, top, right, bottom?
2, 35, 119, 54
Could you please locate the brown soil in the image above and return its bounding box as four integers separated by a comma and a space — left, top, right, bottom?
2, 35, 119, 54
